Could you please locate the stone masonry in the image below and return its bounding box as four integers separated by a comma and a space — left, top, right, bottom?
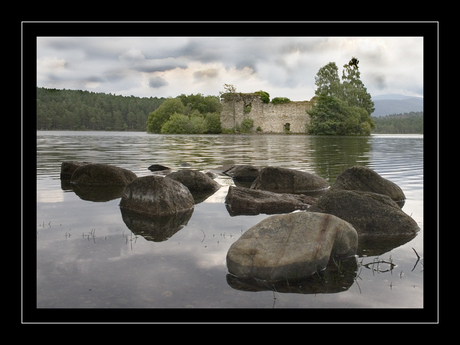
220, 93, 316, 133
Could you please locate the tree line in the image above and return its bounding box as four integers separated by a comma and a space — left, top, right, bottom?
37, 87, 166, 131
372, 112, 423, 134
37, 85, 421, 135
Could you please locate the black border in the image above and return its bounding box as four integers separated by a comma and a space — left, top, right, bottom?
22, 21, 439, 324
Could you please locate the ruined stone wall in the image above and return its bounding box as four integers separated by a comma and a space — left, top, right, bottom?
220, 93, 313, 133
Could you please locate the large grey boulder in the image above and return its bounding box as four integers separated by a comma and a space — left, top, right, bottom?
313, 189, 419, 238
225, 186, 317, 216
119, 175, 194, 216
70, 163, 137, 186
226, 212, 358, 282
250, 166, 329, 194
331, 166, 406, 207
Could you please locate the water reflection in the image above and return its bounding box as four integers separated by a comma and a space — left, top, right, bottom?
358, 232, 418, 257
308, 136, 372, 183
60, 177, 126, 202
72, 184, 125, 202
227, 256, 358, 294
120, 208, 194, 242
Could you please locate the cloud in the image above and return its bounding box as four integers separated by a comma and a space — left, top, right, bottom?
149, 76, 168, 88
36, 37, 423, 99
119, 49, 145, 62
193, 68, 219, 81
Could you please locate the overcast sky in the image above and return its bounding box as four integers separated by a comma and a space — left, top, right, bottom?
37, 37, 423, 101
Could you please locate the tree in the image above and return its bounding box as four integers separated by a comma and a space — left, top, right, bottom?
314, 62, 342, 98
204, 113, 222, 134
307, 57, 375, 136
341, 57, 375, 116
176, 93, 222, 114
160, 113, 192, 134
146, 98, 186, 133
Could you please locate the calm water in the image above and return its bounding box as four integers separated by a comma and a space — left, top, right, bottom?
36, 131, 423, 308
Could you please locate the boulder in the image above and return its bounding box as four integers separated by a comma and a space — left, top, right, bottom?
331, 165, 406, 207
312, 190, 419, 239
70, 163, 137, 186
226, 212, 358, 282
60, 161, 90, 179
119, 175, 194, 216
224, 165, 260, 182
250, 166, 329, 195
166, 169, 221, 192
225, 186, 317, 216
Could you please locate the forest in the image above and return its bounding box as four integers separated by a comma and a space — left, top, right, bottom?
36, 87, 166, 131
372, 112, 423, 134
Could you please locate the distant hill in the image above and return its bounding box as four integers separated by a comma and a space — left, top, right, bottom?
372, 94, 423, 117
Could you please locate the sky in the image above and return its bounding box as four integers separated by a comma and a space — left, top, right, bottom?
37, 37, 423, 101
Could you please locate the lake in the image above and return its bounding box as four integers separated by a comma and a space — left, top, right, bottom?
36, 131, 423, 308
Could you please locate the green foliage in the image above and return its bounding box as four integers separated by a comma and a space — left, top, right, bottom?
255, 90, 270, 103
307, 57, 375, 136
307, 95, 374, 136
314, 62, 342, 98
146, 98, 186, 133
341, 57, 375, 116
239, 118, 254, 133
204, 113, 222, 134
189, 115, 207, 134
372, 112, 423, 133
271, 97, 291, 104
147, 93, 223, 134
160, 113, 192, 134
36, 87, 165, 131
160, 112, 223, 135
244, 105, 252, 113
176, 93, 222, 114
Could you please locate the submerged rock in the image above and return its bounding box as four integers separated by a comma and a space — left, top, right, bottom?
226, 212, 358, 282
147, 164, 171, 172
312, 190, 419, 239
70, 163, 137, 186
119, 175, 194, 216
331, 165, 406, 207
225, 186, 316, 216
250, 166, 329, 195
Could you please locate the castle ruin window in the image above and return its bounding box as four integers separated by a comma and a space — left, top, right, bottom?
284, 123, 291, 132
